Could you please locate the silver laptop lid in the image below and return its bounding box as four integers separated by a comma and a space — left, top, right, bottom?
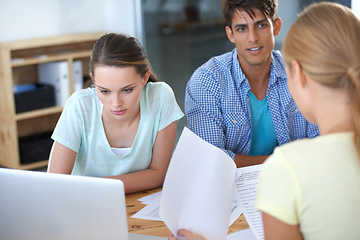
0, 168, 129, 240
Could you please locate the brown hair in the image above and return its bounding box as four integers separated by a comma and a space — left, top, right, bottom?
89, 33, 158, 82
283, 2, 360, 158
222, 0, 278, 28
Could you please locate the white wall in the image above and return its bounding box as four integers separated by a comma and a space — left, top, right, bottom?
276, 0, 300, 48
353, 1, 360, 18
0, 0, 358, 44
276, 0, 359, 48
0, 0, 138, 43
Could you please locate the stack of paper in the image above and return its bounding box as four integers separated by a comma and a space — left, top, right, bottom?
131, 190, 242, 227
131, 192, 162, 221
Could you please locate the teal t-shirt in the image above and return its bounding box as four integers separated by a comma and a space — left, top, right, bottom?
248, 90, 277, 156
51, 82, 184, 177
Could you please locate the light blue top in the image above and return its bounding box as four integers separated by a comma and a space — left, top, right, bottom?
185, 49, 319, 160
248, 90, 277, 156
51, 82, 184, 177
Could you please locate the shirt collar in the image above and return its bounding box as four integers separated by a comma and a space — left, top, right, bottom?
232, 49, 247, 87
269, 50, 287, 86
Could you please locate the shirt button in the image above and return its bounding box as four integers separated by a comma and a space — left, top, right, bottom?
232, 119, 237, 124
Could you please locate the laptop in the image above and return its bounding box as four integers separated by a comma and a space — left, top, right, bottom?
0, 167, 129, 240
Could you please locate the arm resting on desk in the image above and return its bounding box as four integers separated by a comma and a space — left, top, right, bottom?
105, 122, 177, 193
48, 122, 177, 194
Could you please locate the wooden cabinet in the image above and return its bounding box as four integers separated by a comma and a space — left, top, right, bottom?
0, 32, 104, 170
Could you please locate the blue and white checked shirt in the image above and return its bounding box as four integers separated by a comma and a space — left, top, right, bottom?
185, 49, 319, 159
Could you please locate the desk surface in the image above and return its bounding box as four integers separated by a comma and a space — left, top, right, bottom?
126, 188, 250, 238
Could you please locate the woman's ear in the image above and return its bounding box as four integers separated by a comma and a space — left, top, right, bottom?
89, 72, 94, 81
142, 70, 151, 85
292, 59, 308, 88
88, 72, 95, 87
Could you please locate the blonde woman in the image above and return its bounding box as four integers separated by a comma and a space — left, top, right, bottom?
256, 2, 360, 239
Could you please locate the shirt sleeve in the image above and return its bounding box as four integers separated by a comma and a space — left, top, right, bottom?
185, 68, 236, 159
255, 147, 301, 225
158, 83, 184, 131
51, 91, 84, 153
307, 122, 320, 138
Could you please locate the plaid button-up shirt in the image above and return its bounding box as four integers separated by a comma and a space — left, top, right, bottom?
185, 49, 319, 159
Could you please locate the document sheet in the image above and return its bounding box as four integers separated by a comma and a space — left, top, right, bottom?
235, 165, 264, 240
131, 190, 241, 224
131, 192, 162, 221
159, 127, 237, 240
227, 228, 256, 240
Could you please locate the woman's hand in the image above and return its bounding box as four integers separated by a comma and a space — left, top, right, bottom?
168, 232, 177, 240
168, 229, 209, 240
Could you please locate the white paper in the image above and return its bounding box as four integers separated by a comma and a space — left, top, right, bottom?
228, 171, 243, 226
229, 187, 242, 227
137, 191, 162, 205
235, 164, 264, 240
226, 228, 257, 240
131, 192, 163, 221
131, 202, 162, 221
132, 189, 242, 225
159, 127, 237, 240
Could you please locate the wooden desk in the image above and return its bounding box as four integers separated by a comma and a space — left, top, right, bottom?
126, 188, 250, 238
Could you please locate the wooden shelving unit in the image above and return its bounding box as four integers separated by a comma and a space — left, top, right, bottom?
0, 32, 104, 170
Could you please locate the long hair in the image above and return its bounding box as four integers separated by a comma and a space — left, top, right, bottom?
283, 2, 360, 158
89, 33, 158, 82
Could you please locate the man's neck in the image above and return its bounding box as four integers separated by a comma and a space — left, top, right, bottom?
242, 63, 271, 101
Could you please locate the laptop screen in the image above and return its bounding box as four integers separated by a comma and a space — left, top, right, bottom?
0, 168, 129, 240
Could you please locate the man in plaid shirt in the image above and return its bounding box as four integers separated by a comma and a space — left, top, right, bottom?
185, 0, 319, 167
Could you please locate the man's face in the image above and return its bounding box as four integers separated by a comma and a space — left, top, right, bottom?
225, 8, 281, 70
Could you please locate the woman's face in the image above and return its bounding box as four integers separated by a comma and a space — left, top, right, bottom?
92, 66, 149, 122
285, 61, 314, 123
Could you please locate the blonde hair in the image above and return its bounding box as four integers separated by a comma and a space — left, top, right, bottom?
282, 2, 360, 158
